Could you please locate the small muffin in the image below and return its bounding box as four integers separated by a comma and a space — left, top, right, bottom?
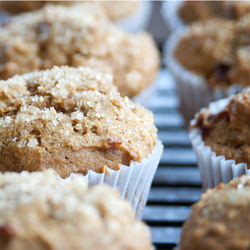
0, 66, 157, 178
178, 1, 250, 24
0, 1, 139, 22
174, 19, 236, 88
192, 90, 250, 167
0, 4, 159, 98
180, 175, 250, 250
229, 14, 250, 86
0, 170, 152, 250
178, 1, 224, 24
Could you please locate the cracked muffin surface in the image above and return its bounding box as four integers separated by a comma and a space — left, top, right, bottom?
193, 90, 250, 167
0, 3, 159, 98
180, 175, 250, 250
0, 170, 152, 250
0, 66, 157, 177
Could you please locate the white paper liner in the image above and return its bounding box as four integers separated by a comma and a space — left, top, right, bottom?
117, 1, 152, 33
161, 0, 185, 32
189, 98, 250, 190
165, 28, 244, 124
63, 139, 163, 219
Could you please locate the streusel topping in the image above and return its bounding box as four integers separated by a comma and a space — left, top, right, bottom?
0, 66, 157, 177
0, 3, 159, 97
0, 170, 152, 250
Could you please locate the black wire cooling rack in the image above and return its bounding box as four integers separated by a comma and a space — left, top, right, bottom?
143, 66, 202, 250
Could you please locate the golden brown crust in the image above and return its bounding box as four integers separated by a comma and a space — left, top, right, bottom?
180, 175, 250, 250
0, 1, 138, 21
193, 90, 250, 167
0, 66, 157, 177
0, 4, 159, 98
0, 170, 153, 250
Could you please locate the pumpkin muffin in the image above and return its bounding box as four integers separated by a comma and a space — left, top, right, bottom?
0, 1, 138, 22
0, 4, 159, 98
178, 1, 250, 24
192, 90, 250, 167
174, 19, 236, 88
178, 1, 224, 24
0, 170, 153, 250
0, 66, 157, 178
180, 175, 250, 250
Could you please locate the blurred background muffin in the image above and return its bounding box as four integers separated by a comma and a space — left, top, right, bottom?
0, 3, 159, 99
180, 175, 250, 250
0, 0, 152, 33
0, 170, 153, 250
162, 0, 250, 32
166, 14, 250, 123
0, 0, 137, 21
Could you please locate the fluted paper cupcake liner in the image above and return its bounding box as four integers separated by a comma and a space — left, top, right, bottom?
165, 28, 243, 124
64, 139, 163, 219
161, 0, 185, 32
117, 1, 152, 33
189, 98, 250, 190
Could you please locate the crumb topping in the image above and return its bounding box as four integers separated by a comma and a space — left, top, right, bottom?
0, 66, 157, 177
192, 90, 250, 167
0, 3, 159, 97
0, 170, 152, 250
180, 175, 250, 250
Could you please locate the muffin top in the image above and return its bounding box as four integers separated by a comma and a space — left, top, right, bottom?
175, 19, 235, 87
178, 1, 250, 24
0, 3, 158, 97
0, 0, 138, 21
174, 15, 250, 88
0, 170, 152, 250
193, 90, 250, 167
229, 13, 250, 86
180, 175, 250, 250
178, 1, 224, 24
0, 66, 157, 177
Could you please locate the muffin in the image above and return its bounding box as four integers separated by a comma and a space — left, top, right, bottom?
180, 175, 250, 250
162, 0, 250, 32
0, 1, 137, 21
189, 90, 250, 189
0, 3, 159, 99
0, 1, 152, 33
0, 66, 163, 216
0, 170, 153, 250
166, 18, 239, 123
178, 1, 224, 24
